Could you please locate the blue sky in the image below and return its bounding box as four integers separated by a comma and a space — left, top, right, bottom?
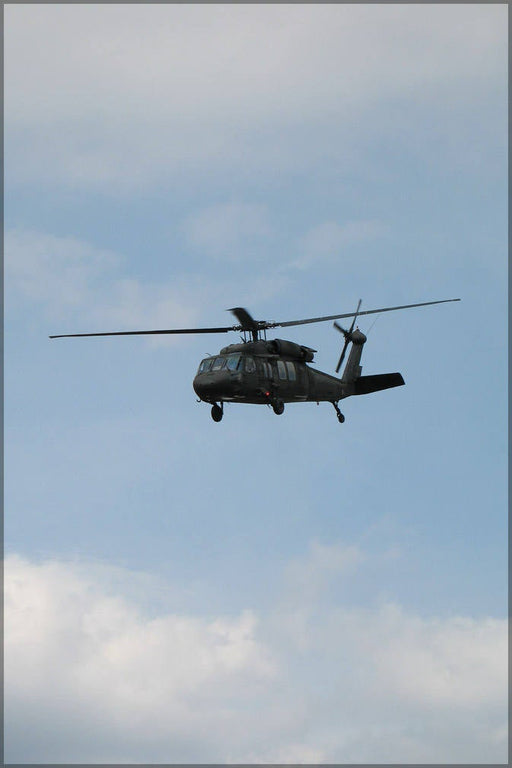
4, 4, 508, 763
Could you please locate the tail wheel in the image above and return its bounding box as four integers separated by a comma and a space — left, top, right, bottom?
211, 404, 223, 422
332, 401, 345, 423
272, 398, 285, 415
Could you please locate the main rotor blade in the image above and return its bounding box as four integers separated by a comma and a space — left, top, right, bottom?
268, 298, 460, 329
49, 325, 235, 339
49, 298, 460, 339
228, 307, 259, 331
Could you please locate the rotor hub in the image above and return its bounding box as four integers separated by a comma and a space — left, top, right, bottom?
351, 329, 367, 345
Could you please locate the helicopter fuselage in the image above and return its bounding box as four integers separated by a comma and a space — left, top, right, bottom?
193, 339, 345, 407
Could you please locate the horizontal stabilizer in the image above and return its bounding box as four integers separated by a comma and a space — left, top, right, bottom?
353, 372, 405, 396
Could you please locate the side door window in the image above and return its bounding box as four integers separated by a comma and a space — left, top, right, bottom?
277, 360, 287, 380
244, 356, 256, 373
285, 361, 296, 381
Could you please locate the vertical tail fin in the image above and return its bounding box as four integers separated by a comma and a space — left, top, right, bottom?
340, 328, 367, 387
337, 328, 405, 396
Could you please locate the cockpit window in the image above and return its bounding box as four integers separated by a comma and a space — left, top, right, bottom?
199, 354, 244, 373
211, 356, 226, 371
226, 355, 241, 371
198, 358, 213, 373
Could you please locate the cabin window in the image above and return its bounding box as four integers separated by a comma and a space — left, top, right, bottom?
277, 360, 287, 380
285, 361, 296, 381
244, 356, 256, 373
212, 356, 226, 371
226, 354, 241, 371
198, 358, 213, 373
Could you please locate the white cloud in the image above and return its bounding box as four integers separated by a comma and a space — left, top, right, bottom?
183, 202, 271, 260
89, 276, 202, 335
5, 4, 506, 191
5, 554, 277, 762
284, 539, 365, 603
292, 219, 389, 269
4, 228, 215, 338
5, 228, 120, 309
6, 5, 504, 124
5, 227, 294, 340
4, 549, 507, 763
240, 743, 328, 764
365, 604, 507, 709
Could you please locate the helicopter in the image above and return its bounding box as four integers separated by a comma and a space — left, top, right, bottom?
50, 297, 460, 423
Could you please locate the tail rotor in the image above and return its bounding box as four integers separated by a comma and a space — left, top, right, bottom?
334, 299, 362, 373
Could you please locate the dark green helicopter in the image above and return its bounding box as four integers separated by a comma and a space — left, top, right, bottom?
50, 298, 459, 423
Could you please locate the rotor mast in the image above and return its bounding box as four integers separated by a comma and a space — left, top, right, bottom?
228, 307, 261, 342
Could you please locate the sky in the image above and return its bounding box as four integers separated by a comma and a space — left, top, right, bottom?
4, 3, 508, 764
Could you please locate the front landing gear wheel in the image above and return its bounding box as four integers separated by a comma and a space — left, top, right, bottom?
272, 398, 285, 415
332, 401, 345, 423
211, 403, 223, 422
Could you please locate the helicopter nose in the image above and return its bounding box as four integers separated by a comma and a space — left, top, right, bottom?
193, 371, 239, 401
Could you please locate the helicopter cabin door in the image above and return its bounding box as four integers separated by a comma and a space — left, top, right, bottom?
274, 359, 306, 400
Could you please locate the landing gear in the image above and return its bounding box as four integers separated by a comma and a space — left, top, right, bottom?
332, 401, 345, 423
271, 398, 285, 415
211, 403, 223, 422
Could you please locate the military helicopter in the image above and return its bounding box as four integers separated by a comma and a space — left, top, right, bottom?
50, 297, 459, 423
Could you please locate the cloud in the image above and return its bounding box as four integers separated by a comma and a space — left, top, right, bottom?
183, 202, 271, 260
291, 219, 389, 270
5, 228, 120, 309
2, 228, 250, 337
5, 228, 209, 344
283, 540, 365, 605
6, 5, 504, 124
368, 606, 506, 709
5, 549, 507, 763
5, 4, 506, 192
5, 554, 277, 763
5, 226, 294, 340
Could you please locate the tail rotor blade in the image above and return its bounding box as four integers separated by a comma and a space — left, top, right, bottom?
334, 299, 362, 373
348, 299, 362, 335
335, 338, 350, 373
333, 321, 348, 335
